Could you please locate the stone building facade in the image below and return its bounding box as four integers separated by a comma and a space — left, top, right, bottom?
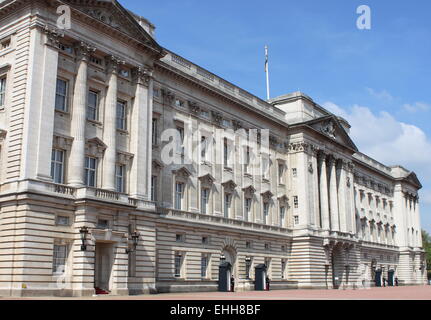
0, 0, 427, 297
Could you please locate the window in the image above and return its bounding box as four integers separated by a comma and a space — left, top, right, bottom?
151, 175, 157, 201
51, 149, 65, 184
245, 257, 252, 279
52, 244, 68, 274
200, 136, 207, 161
263, 202, 269, 224
174, 253, 183, 278
246, 241, 252, 249
293, 196, 299, 209
201, 254, 209, 278
0, 38, 11, 50
281, 259, 287, 279
202, 236, 209, 245
262, 157, 269, 179
244, 147, 250, 173
115, 164, 125, 193
116, 100, 127, 130
119, 69, 129, 78
223, 138, 229, 167
265, 243, 270, 250
153, 87, 160, 98
90, 56, 102, 65
152, 118, 158, 145
55, 78, 68, 112
292, 168, 297, 177
244, 198, 252, 221
224, 193, 231, 218
87, 90, 99, 121
200, 110, 210, 118
279, 206, 286, 227
294, 215, 299, 225
56, 216, 70, 226
278, 163, 285, 184
84, 156, 97, 187
176, 126, 185, 159
176, 234, 185, 243
0, 76, 6, 107
97, 219, 109, 229
175, 182, 184, 210
201, 188, 209, 214
175, 99, 185, 108
222, 119, 231, 127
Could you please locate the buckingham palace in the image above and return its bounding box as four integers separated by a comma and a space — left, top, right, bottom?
0, 0, 427, 297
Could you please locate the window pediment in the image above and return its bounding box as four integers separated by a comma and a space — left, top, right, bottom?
86, 137, 107, 157
222, 180, 237, 193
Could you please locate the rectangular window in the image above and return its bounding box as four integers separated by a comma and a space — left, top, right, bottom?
223, 138, 229, 167
115, 164, 125, 193
52, 244, 68, 274
246, 241, 252, 249
56, 215, 70, 226
201, 188, 209, 214
294, 215, 299, 225
176, 234, 185, 242
87, 90, 99, 121
263, 202, 269, 224
293, 196, 299, 209
151, 175, 157, 201
177, 126, 185, 159
278, 163, 285, 184
0, 77, 6, 107
97, 219, 109, 229
292, 168, 297, 177
244, 147, 250, 173
55, 78, 68, 112
245, 257, 252, 279
152, 118, 158, 146
201, 136, 207, 161
244, 198, 252, 221
116, 100, 127, 130
175, 182, 184, 210
51, 149, 65, 184
279, 206, 286, 227
201, 254, 208, 278
175, 99, 185, 108
84, 156, 97, 187
262, 157, 269, 179
224, 193, 231, 218
174, 253, 183, 278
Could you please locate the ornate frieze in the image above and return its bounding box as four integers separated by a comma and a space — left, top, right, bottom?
106, 54, 126, 74
321, 119, 336, 140
132, 66, 152, 86
188, 101, 200, 115
75, 41, 97, 61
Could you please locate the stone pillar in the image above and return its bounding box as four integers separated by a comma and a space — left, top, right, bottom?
337, 160, 348, 233
129, 66, 153, 199
318, 152, 330, 230
347, 162, 356, 234
68, 42, 96, 186
102, 55, 125, 191
328, 156, 340, 231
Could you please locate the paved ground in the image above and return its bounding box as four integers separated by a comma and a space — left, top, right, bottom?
2, 285, 431, 300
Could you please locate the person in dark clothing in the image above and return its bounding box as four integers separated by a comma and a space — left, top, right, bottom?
383, 277, 387, 287
266, 276, 270, 291
395, 277, 399, 286
230, 275, 235, 292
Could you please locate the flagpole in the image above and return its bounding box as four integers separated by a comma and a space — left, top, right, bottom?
265, 45, 270, 100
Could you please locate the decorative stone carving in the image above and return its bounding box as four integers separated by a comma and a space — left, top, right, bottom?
43, 25, 64, 47
222, 180, 237, 193
287, 142, 309, 153
321, 119, 336, 139
106, 54, 126, 74
86, 137, 107, 158
347, 177, 351, 188
117, 151, 134, 165
211, 111, 223, 126
277, 194, 289, 205
75, 41, 97, 61
199, 173, 215, 187
0, 129, 7, 142
261, 190, 274, 202
82, 8, 121, 29
308, 162, 314, 174
269, 135, 278, 148
242, 185, 256, 197
53, 135, 73, 151
232, 120, 243, 131
161, 89, 175, 104
152, 160, 163, 173
188, 101, 200, 114
132, 66, 152, 86
172, 166, 192, 180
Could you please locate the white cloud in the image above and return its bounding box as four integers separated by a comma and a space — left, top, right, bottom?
323, 101, 431, 178
366, 88, 394, 102
402, 102, 430, 113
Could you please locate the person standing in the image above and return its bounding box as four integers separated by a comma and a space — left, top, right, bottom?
395, 277, 399, 286
230, 275, 235, 292
266, 276, 270, 291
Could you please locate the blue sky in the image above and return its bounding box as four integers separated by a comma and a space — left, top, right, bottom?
121, 0, 431, 232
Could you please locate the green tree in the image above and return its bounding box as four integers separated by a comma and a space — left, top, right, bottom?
422, 230, 431, 280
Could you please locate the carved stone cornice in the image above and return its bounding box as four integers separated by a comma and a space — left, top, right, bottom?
75, 41, 97, 61
287, 142, 309, 154
211, 111, 223, 126
105, 54, 126, 74
132, 66, 152, 86
43, 25, 64, 48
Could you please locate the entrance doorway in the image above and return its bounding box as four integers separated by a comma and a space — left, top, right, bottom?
94, 243, 113, 293
375, 269, 382, 287
387, 269, 395, 286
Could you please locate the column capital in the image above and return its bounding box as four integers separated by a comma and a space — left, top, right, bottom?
106, 54, 126, 74
43, 25, 64, 48
327, 154, 337, 166
132, 66, 153, 86
75, 41, 97, 61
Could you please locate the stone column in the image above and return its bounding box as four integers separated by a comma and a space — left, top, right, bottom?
129, 66, 152, 199
337, 160, 348, 233
347, 162, 356, 234
328, 156, 340, 231
318, 152, 330, 230
102, 55, 125, 191
68, 42, 96, 186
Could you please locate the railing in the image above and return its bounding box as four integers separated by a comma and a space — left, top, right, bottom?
93, 188, 120, 201
50, 183, 76, 196
161, 208, 293, 235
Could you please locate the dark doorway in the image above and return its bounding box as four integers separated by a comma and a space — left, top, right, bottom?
218, 262, 232, 292
387, 270, 395, 286
375, 269, 382, 287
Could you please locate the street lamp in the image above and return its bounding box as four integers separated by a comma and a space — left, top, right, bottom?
126, 231, 140, 254
79, 226, 89, 251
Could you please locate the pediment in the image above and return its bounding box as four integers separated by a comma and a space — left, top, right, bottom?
199, 173, 216, 185
87, 137, 107, 149
303, 116, 358, 152
63, 0, 163, 54
172, 166, 192, 178
405, 172, 422, 189
222, 179, 237, 191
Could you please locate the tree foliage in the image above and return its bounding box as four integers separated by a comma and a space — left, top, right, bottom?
422, 230, 431, 279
